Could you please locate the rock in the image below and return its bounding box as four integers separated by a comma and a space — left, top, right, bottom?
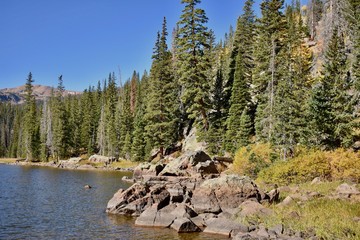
68, 157, 82, 164
195, 160, 219, 175
167, 183, 186, 203
122, 176, 135, 183
84, 184, 91, 189
203, 217, 249, 237
89, 154, 115, 164
133, 162, 152, 180
336, 183, 360, 198
135, 204, 177, 227
352, 141, 360, 151
171, 203, 198, 218
191, 188, 221, 214
190, 215, 206, 229
269, 224, 283, 236
279, 196, 294, 206
239, 200, 273, 217
353, 217, 360, 223
268, 188, 280, 203
170, 217, 201, 233
134, 204, 158, 226
311, 177, 322, 185
106, 183, 149, 216
233, 232, 259, 240
158, 151, 210, 177
153, 204, 177, 227
197, 175, 261, 214
148, 186, 170, 210
257, 225, 269, 238
182, 127, 207, 152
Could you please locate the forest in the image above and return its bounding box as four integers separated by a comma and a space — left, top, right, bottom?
0, 0, 359, 163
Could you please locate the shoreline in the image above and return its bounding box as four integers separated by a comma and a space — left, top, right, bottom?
0, 159, 135, 172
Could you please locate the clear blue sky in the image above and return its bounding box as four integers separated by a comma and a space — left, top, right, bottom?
0, 0, 305, 92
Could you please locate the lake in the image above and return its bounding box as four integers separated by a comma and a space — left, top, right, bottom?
0, 164, 226, 240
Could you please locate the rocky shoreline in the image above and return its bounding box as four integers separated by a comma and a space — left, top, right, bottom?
106, 150, 317, 240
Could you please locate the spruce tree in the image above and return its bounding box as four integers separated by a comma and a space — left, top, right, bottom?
176, 0, 212, 131
253, 0, 286, 142
145, 17, 179, 156
308, 28, 354, 148
24, 72, 40, 161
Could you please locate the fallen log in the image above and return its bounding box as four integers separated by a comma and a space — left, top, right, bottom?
213, 156, 233, 163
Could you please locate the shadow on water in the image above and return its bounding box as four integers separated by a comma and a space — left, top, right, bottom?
0, 164, 226, 240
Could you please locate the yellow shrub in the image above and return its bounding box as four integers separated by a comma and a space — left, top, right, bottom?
232, 143, 278, 178
258, 148, 360, 184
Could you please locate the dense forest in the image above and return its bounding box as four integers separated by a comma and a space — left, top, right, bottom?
0, 0, 359, 162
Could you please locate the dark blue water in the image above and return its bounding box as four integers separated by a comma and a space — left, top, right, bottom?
0, 164, 225, 240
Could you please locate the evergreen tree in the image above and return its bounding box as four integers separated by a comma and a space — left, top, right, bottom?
273, 3, 312, 158
176, 0, 212, 131
145, 17, 179, 156
253, 0, 286, 142
308, 28, 355, 148
53, 75, 69, 160
24, 72, 40, 161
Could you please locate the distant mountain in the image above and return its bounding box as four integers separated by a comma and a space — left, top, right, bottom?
0, 85, 80, 104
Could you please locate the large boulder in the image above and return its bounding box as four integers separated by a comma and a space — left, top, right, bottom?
106, 183, 150, 216
203, 217, 248, 237
89, 154, 115, 164
170, 217, 201, 233
158, 151, 211, 177
193, 175, 261, 215
182, 127, 207, 152
135, 204, 177, 228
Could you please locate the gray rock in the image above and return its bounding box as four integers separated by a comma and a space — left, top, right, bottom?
257, 225, 269, 238
311, 177, 322, 185
170, 217, 201, 233
106, 183, 149, 216
239, 200, 273, 217
279, 196, 294, 206
269, 224, 283, 236
336, 183, 360, 198
134, 204, 158, 226
153, 204, 177, 227
191, 188, 221, 214
197, 175, 261, 214
89, 154, 114, 163
158, 151, 211, 177
203, 217, 249, 237
171, 203, 198, 218
195, 160, 219, 175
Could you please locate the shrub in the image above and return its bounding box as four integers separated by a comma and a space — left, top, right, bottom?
231, 143, 278, 178
258, 148, 360, 184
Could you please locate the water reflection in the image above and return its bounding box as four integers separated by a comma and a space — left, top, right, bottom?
0, 165, 226, 240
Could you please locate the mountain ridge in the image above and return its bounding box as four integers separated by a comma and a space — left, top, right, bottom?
0, 84, 80, 104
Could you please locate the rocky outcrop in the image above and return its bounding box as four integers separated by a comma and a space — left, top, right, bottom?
89, 155, 116, 164
106, 173, 280, 237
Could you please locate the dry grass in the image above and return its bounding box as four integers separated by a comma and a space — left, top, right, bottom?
240, 181, 360, 239
0, 158, 18, 164
110, 160, 138, 169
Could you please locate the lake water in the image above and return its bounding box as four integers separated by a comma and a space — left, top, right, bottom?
0, 164, 226, 240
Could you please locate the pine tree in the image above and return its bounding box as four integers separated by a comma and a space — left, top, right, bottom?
237, 107, 252, 147
53, 75, 69, 160
308, 28, 355, 148
176, 0, 212, 131
145, 17, 179, 156
24, 72, 40, 161
224, 0, 255, 117
253, 0, 286, 142
273, 3, 312, 158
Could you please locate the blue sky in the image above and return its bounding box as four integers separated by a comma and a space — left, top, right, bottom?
0, 0, 305, 91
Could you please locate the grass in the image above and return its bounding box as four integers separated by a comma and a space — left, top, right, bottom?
110, 160, 138, 169
239, 181, 360, 239
0, 158, 18, 164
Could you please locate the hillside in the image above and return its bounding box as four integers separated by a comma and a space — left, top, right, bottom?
0, 84, 80, 104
